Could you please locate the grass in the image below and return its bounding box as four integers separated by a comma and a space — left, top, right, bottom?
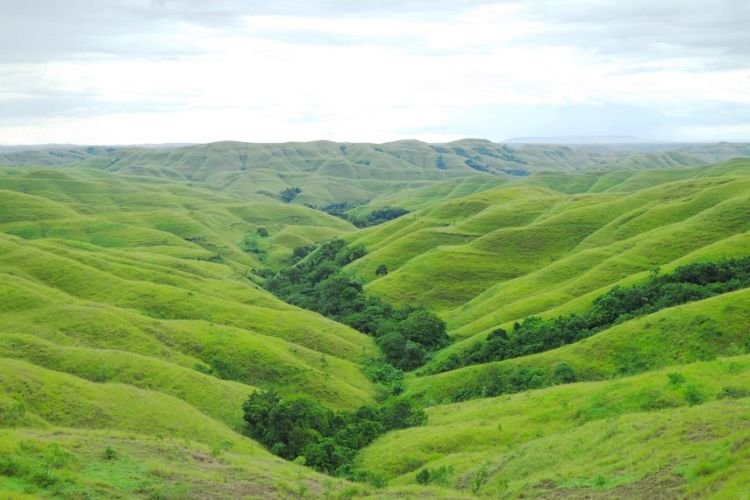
346, 162, 750, 333
359, 356, 750, 497
1, 150, 749, 497
407, 288, 750, 403
0, 427, 360, 499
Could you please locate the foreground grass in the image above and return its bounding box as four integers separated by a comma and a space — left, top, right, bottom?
0, 427, 356, 499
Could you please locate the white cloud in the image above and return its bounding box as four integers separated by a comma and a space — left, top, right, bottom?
0, 1, 748, 144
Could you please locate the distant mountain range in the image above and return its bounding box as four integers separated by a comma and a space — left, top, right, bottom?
505, 135, 656, 144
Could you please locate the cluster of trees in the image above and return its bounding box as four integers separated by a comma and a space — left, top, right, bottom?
280, 187, 302, 203
320, 203, 410, 228
266, 239, 450, 370
243, 390, 425, 475
435, 258, 750, 373
356, 207, 410, 227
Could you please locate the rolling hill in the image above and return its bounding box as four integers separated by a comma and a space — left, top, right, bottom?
0, 166, 385, 496
1, 146, 749, 498
2, 140, 748, 209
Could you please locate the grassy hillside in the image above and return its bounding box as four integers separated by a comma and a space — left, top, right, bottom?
359, 356, 750, 497
405, 288, 750, 404
0, 166, 400, 496
3, 141, 748, 209
347, 161, 750, 337
2, 151, 749, 498
0, 167, 378, 408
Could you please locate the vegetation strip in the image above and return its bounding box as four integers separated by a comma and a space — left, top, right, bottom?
266, 239, 450, 371
434, 257, 750, 373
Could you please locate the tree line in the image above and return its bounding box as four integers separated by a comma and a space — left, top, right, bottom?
434, 257, 750, 373
243, 390, 425, 477
319, 203, 410, 228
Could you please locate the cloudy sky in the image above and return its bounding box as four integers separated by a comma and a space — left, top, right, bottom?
1, 0, 749, 144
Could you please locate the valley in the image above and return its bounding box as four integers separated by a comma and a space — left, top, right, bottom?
0, 141, 748, 498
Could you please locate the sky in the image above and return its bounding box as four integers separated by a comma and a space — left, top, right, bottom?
1, 0, 749, 145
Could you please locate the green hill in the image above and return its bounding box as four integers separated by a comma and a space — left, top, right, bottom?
3, 141, 748, 209
1, 150, 749, 498
347, 161, 750, 331
360, 357, 750, 497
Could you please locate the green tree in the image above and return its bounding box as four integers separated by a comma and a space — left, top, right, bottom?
398, 309, 449, 349
280, 187, 302, 203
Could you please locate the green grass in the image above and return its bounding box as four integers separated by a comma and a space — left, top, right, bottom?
359, 356, 750, 497
2, 151, 750, 497
407, 288, 750, 404
347, 162, 750, 332
0, 166, 394, 495
0, 427, 362, 499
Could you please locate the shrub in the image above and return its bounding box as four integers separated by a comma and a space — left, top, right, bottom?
553, 362, 577, 383
719, 386, 749, 399
103, 446, 118, 461
280, 187, 302, 203
667, 372, 686, 386
683, 385, 705, 406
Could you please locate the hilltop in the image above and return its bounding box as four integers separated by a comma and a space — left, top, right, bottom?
1, 140, 749, 208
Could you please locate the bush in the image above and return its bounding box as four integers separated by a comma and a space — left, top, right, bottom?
416, 465, 453, 486
280, 187, 302, 203
321, 204, 410, 228
103, 446, 118, 461
719, 386, 750, 399
553, 362, 577, 383
667, 372, 686, 386
683, 385, 705, 406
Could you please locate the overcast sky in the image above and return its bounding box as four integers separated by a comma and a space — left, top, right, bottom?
1, 0, 749, 144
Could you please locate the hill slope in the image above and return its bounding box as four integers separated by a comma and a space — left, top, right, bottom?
0, 165, 405, 496
2, 153, 749, 498
347, 161, 750, 338
3, 140, 748, 209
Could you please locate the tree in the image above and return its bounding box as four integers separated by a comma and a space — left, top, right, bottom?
280, 187, 302, 203
242, 390, 281, 442
256, 227, 269, 237
380, 399, 426, 430
303, 437, 350, 473
242, 390, 427, 475
292, 245, 314, 261
435, 155, 447, 170
375, 264, 388, 277
416, 468, 430, 484
398, 309, 449, 349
